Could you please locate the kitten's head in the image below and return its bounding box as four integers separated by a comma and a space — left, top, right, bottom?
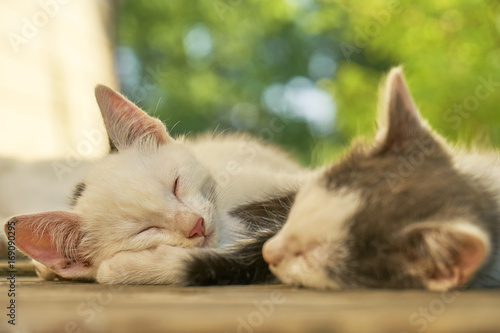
6, 86, 218, 281
263, 68, 494, 291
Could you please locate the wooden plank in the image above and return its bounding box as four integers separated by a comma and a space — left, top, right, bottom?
0, 277, 499, 333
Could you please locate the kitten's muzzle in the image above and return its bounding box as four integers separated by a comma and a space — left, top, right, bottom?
263, 236, 287, 265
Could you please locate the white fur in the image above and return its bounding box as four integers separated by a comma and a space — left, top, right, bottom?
186, 134, 307, 210
96, 245, 192, 285
70, 133, 308, 282
8, 85, 310, 284
452, 150, 500, 198
263, 183, 361, 289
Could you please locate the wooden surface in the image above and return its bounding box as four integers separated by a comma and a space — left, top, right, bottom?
1, 275, 499, 333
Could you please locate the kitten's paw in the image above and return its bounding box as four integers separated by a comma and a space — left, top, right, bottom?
96, 246, 190, 285
33, 260, 58, 281
96, 251, 131, 284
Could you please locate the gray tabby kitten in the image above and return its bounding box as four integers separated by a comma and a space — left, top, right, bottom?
263, 68, 500, 291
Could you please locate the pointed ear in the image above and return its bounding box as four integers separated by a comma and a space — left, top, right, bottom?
5, 211, 94, 280
376, 67, 427, 153
95, 85, 171, 151
402, 222, 490, 291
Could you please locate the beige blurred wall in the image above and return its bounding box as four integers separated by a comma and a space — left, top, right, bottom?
0, 0, 117, 161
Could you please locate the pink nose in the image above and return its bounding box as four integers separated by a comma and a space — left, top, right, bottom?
262, 238, 285, 265
188, 218, 205, 238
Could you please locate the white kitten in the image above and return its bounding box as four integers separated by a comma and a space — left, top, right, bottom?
6, 85, 308, 284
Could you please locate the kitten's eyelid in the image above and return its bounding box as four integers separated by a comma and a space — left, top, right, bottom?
137, 226, 160, 235
173, 176, 180, 197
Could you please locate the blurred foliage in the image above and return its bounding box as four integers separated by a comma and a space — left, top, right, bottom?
115, 0, 500, 166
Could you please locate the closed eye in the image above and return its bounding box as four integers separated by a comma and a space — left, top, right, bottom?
137, 226, 160, 235
173, 176, 180, 197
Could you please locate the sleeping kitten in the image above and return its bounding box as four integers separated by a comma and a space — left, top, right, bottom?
6, 85, 307, 283
263, 67, 500, 291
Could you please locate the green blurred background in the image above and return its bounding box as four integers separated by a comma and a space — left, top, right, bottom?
113, 0, 500, 166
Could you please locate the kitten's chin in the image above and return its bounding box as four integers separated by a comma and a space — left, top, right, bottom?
269, 257, 342, 290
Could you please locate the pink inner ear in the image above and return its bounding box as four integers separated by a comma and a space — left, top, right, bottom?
17, 229, 59, 265
9, 211, 93, 279
409, 223, 490, 291
454, 233, 488, 285
95, 85, 170, 149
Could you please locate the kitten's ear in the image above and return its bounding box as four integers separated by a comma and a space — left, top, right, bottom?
5, 211, 93, 280
402, 222, 490, 291
376, 67, 426, 153
95, 85, 171, 151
